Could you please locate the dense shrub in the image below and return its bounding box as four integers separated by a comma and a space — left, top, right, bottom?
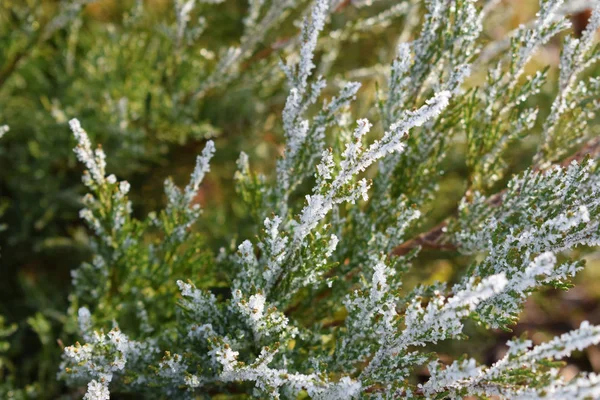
2, 0, 600, 398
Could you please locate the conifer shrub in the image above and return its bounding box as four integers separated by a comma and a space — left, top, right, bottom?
2, 0, 600, 398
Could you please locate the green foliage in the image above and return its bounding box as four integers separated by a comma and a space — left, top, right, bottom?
2, 0, 600, 399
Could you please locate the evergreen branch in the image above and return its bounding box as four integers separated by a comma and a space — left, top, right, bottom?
391, 135, 600, 256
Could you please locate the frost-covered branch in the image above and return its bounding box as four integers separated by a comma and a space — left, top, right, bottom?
536, 4, 600, 165
422, 321, 600, 399
54, 1, 600, 399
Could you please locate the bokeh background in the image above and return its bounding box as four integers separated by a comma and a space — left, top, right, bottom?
0, 0, 599, 398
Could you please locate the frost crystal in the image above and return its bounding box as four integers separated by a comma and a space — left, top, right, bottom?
83, 380, 110, 400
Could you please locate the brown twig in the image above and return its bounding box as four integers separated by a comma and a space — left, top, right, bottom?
391, 136, 600, 256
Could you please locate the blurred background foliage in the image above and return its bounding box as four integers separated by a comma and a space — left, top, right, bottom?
0, 0, 599, 398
